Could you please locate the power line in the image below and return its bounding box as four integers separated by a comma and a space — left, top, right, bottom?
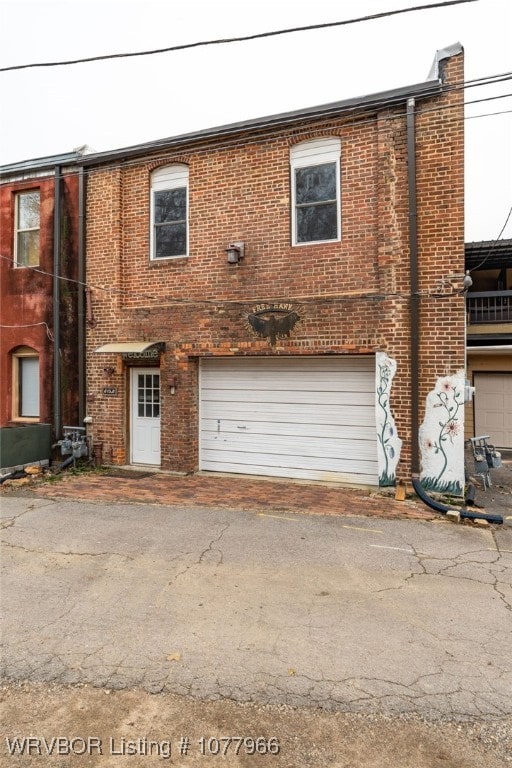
0, 0, 478, 73
0, 321, 54, 340
0, 252, 408, 308
466, 108, 512, 119
468, 205, 512, 272
0, 72, 512, 178
0, 253, 468, 310
2, 76, 510, 180
45, 78, 512, 181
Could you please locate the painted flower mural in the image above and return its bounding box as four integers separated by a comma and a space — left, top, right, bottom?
376, 353, 402, 486
419, 372, 465, 496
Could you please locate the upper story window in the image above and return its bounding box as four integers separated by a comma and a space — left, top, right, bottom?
12, 347, 40, 420
15, 190, 40, 266
290, 138, 341, 246
150, 165, 188, 259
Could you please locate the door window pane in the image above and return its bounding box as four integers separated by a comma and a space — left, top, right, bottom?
136, 372, 160, 418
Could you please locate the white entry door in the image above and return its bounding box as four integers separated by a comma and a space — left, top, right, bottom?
130, 368, 161, 465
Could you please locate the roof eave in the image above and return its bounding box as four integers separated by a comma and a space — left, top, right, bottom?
80, 78, 442, 167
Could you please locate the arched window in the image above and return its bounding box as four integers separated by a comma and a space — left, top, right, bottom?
290, 138, 341, 246
150, 165, 189, 259
12, 346, 40, 420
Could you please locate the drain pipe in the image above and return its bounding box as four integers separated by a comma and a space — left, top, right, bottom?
405, 98, 502, 524
53, 165, 62, 439
78, 166, 86, 424
407, 99, 420, 477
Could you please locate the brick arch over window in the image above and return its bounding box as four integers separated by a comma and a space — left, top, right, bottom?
147, 155, 190, 172
288, 129, 342, 148
150, 164, 189, 260
11, 345, 40, 420
290, 137, 341, 246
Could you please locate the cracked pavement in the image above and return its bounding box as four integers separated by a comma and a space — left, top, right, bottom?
1, 496, 511, 720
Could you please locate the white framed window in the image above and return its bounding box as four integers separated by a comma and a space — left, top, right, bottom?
12, 347, 40, 420
290, 138, 341, 246
15, 190, 40, 266
150, 165, 189, 259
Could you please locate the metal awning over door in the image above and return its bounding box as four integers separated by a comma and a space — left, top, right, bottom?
200, 356, 378, 485
95, 341, 164, 354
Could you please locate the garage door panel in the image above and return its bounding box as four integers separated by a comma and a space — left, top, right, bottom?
200, 460, 377, 484
201, 433, 376, 460
202, 388, 374, 406
200, 357, 378, 484
202, 357, 375, 374
201, 402, 377, 426
201, 449, 378, 474
202, 372, 374, 392
201, 418, 377, 440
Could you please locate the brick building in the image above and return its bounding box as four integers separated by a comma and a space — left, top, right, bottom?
83, 44, 466, 492
0, 152, 85, 467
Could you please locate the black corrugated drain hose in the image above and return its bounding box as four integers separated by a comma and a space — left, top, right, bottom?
411, 475, 503, 525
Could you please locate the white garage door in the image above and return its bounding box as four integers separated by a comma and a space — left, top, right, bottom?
200, 357, 378, 485
474, 372, 512, 448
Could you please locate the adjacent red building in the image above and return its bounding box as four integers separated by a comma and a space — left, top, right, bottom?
0, 151, 85, 465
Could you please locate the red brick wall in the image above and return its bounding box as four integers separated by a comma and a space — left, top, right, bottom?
85, 52, 464, 479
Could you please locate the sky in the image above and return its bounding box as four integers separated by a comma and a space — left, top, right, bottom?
0, 0, 511, 242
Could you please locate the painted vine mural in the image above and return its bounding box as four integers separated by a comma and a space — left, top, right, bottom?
419, 372, 465, 496
376, 353, 402, 486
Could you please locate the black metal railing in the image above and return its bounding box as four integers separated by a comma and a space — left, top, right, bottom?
467, 290, 512, 324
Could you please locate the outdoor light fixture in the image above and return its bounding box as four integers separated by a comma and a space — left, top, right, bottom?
226, 241, 245, 264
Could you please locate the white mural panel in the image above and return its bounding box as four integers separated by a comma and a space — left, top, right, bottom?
376, 352, 402, 486
419, 371, 465, 496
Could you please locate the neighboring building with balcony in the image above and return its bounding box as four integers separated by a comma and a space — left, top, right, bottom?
465, 238, 512, 448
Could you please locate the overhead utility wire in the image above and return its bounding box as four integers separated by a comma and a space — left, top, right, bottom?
36, 79, 511, 182
467, 107, 512, 119
0, 0, 477, 72
0, 252, 411, 307
0, 72, 509, 180
468, 204, 512, 272
2, 85, 510, 185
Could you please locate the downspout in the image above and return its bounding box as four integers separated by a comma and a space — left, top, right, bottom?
78, 167, 86, 424
53, 166, 61, 439
406, 99, 502, 524
407, 99, 420, 476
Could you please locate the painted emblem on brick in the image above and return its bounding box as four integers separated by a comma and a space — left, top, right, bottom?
246, 304, 301, 346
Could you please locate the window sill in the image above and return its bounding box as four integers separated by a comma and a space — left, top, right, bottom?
10, 417, 40, 424
292, 238, 341, 247
149, 256, 189, 265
